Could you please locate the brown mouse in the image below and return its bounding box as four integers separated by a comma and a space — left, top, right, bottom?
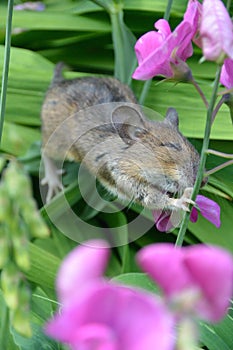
41, 63, 200, 211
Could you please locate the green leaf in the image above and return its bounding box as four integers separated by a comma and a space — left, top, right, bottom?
211, 311, 233, 349
199, 320, 232, 350
12, 322, 60, 350
25, 243, 60, 290
0, 5, 111, 32
112, 272, 161, 295
110, 10, 137, 83
141, 80, 233, 140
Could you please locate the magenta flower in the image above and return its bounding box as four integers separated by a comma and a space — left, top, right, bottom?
190, 195, 221, 228
45, 240, 175, 350
220, 58, 233, 89
200, 0, 233, 63
132, 0, 200, 80
137, 243, 233, 322
153, 194, 221, 232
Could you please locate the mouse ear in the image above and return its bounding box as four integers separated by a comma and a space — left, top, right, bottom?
111, 105, 146, 145
165, 107, 179, 129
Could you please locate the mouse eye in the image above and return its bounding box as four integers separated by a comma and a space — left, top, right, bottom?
159, 142, 182, 151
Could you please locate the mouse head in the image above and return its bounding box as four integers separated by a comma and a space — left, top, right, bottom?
111, 104, 201, 195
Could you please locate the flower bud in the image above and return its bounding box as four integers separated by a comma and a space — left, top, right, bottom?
0, 185, 11, 222
170, 58, 193, 82
13, 231, 30, 271
4, 161, 31, 199
11, 283, 32, 337
1, 263, 21, 309
22, 203, 50, 239
0, 227, 9, 269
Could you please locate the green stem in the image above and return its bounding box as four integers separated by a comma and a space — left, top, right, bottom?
139, 80, 152, 105
227, 0, 232, 10
175, 65, 222, 247
164, 0, 174, 21
0, 0, 14, 144
191, 78, 209, 108
206, 149, 233, 159
120, 242, 130, 274
211, 95, 228, 123
205, 160, 233, 177
110, 10, 125, 82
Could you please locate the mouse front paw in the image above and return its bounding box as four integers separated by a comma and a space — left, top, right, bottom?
170, 187, 195, 211
41, 154, 64, 203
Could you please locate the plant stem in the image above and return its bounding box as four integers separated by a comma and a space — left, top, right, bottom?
191, 78, 209, 108
0, 0, 14, 144
139, 80, 152, 105
205, 160, 233, 177
175, 65, 222, 247
211, 95, 228, 123
164, 0, 174, 21
227, 0, 232, 10
206, 149, 233, 159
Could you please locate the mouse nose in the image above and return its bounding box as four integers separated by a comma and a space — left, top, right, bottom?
201, 176, 208, 187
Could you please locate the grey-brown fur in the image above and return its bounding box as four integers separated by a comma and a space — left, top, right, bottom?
41, 63, 200, 209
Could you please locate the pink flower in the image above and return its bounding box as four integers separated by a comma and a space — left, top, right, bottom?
200, 0, 233, 63
220, 58, 233, 89
153, 210, 177, 233
132, 0, 200, 80
45, 240, 175, 350
190, 195, 221, 228
137, 243, 233, 322
153, 195, 221, 232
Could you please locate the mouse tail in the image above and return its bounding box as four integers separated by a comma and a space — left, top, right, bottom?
50, 62, 67, 86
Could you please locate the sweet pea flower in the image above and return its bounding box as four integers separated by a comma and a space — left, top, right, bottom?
200, 0, 233, 63
153, 194, 221, 232
45, 240, 175, 350
220, 58, 233, 89
190, 195, 221, 228
137, 243, 233, 322
132, 0, 201, 80
220, 58, 233, 122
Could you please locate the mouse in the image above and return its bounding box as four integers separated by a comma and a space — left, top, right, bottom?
41, 63, 200, 211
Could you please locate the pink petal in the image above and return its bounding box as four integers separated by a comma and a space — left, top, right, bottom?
200, 0, 233, 62
46, 284, 175, 350
137, 243, 233, 323
190, 207, 198, 223
184, 245, 233, 322
154, 19, 171, 38
134, 31, 164, 65
220, 58, 233, 89
184, 0, 202, 37
56, 240, 110, 305
196, 195, 221, 228
137, 244, 192, 297
69, 324, 117, 350
153, 210, 175, 232
134, 19, 171, 66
